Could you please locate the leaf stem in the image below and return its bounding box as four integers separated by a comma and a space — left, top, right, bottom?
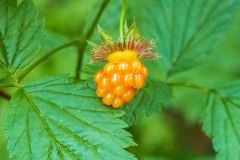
120, 0, 126, 42
75, 0, 110, 79
18, 40, 82, 82
168, 82, 210, 93
0, 83, 19, 87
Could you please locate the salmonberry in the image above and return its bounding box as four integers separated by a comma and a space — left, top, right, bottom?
91, 25, 158, 108
94, 52, 151, 108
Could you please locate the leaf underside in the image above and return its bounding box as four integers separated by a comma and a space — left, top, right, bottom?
202, 81, 240, 160
4, 76, 136, 160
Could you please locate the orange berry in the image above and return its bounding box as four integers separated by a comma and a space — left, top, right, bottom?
117, 59, 130, 73
96, 87, 107, 97
94, 57, 149, 108
141, 65, 148, 78
123, 73, 134, 86
112, 97, 124, 108
131, 58, 142, 73
122, 88, 135, 102
102, 92, 114, 105
98, 76, 110, 89
110, 72, 122, 85
133, 74, 144, 89
103, 62, 115, 75
114, 84, 126, 96
94, 70, 103, 83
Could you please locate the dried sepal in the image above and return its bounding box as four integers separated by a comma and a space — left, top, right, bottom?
91, 37, 158, 63
91, 21, 159, 63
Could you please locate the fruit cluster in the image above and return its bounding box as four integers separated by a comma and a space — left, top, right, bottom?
94, 58, 148, 108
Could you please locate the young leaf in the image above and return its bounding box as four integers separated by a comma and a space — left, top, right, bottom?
202, 81, 240, 160
131, 0, 238, 77
4, 76, 136, 160
0, 0, 44, 73
121, 81, 172, 126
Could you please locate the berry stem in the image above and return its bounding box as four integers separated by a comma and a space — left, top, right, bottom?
120, 0, 127, 42
75, 0, 110, 79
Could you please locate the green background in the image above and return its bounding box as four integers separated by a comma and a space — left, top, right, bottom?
1, 0, 240, 159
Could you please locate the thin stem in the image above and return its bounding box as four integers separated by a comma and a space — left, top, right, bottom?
18, 40, 82, 82
0, 83, 18, 87
75, 0, 110, 79
0, 90, 11, 100
120, 0, 126, 42
168, 82, 210, 93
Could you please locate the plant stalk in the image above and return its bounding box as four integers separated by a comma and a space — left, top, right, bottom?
120, 0, 126, 42
75, 0, 110, 79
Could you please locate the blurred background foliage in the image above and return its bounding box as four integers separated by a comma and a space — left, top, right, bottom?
1, 0, 240, 159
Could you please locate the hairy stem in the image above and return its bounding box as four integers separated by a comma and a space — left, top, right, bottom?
18, 40, 82, 82
0, 90, 11, 100
75, 0, 110, 79
120, 0, 126, 42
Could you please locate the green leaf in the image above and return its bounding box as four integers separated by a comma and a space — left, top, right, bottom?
0, 0, 44, 73
122, 81, 172, 126
129, 0, 238, 77
202, 81, 240, 160
4, 76, 136, 160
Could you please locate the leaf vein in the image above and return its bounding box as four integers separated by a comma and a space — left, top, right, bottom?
167, 0, 222, 76
26, 110, 32, 159
222, 99, 240, 145
22, 89, 80, 160
32, 95, 116, 135
46, 116, 99, 160
30, 89, 97, 99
